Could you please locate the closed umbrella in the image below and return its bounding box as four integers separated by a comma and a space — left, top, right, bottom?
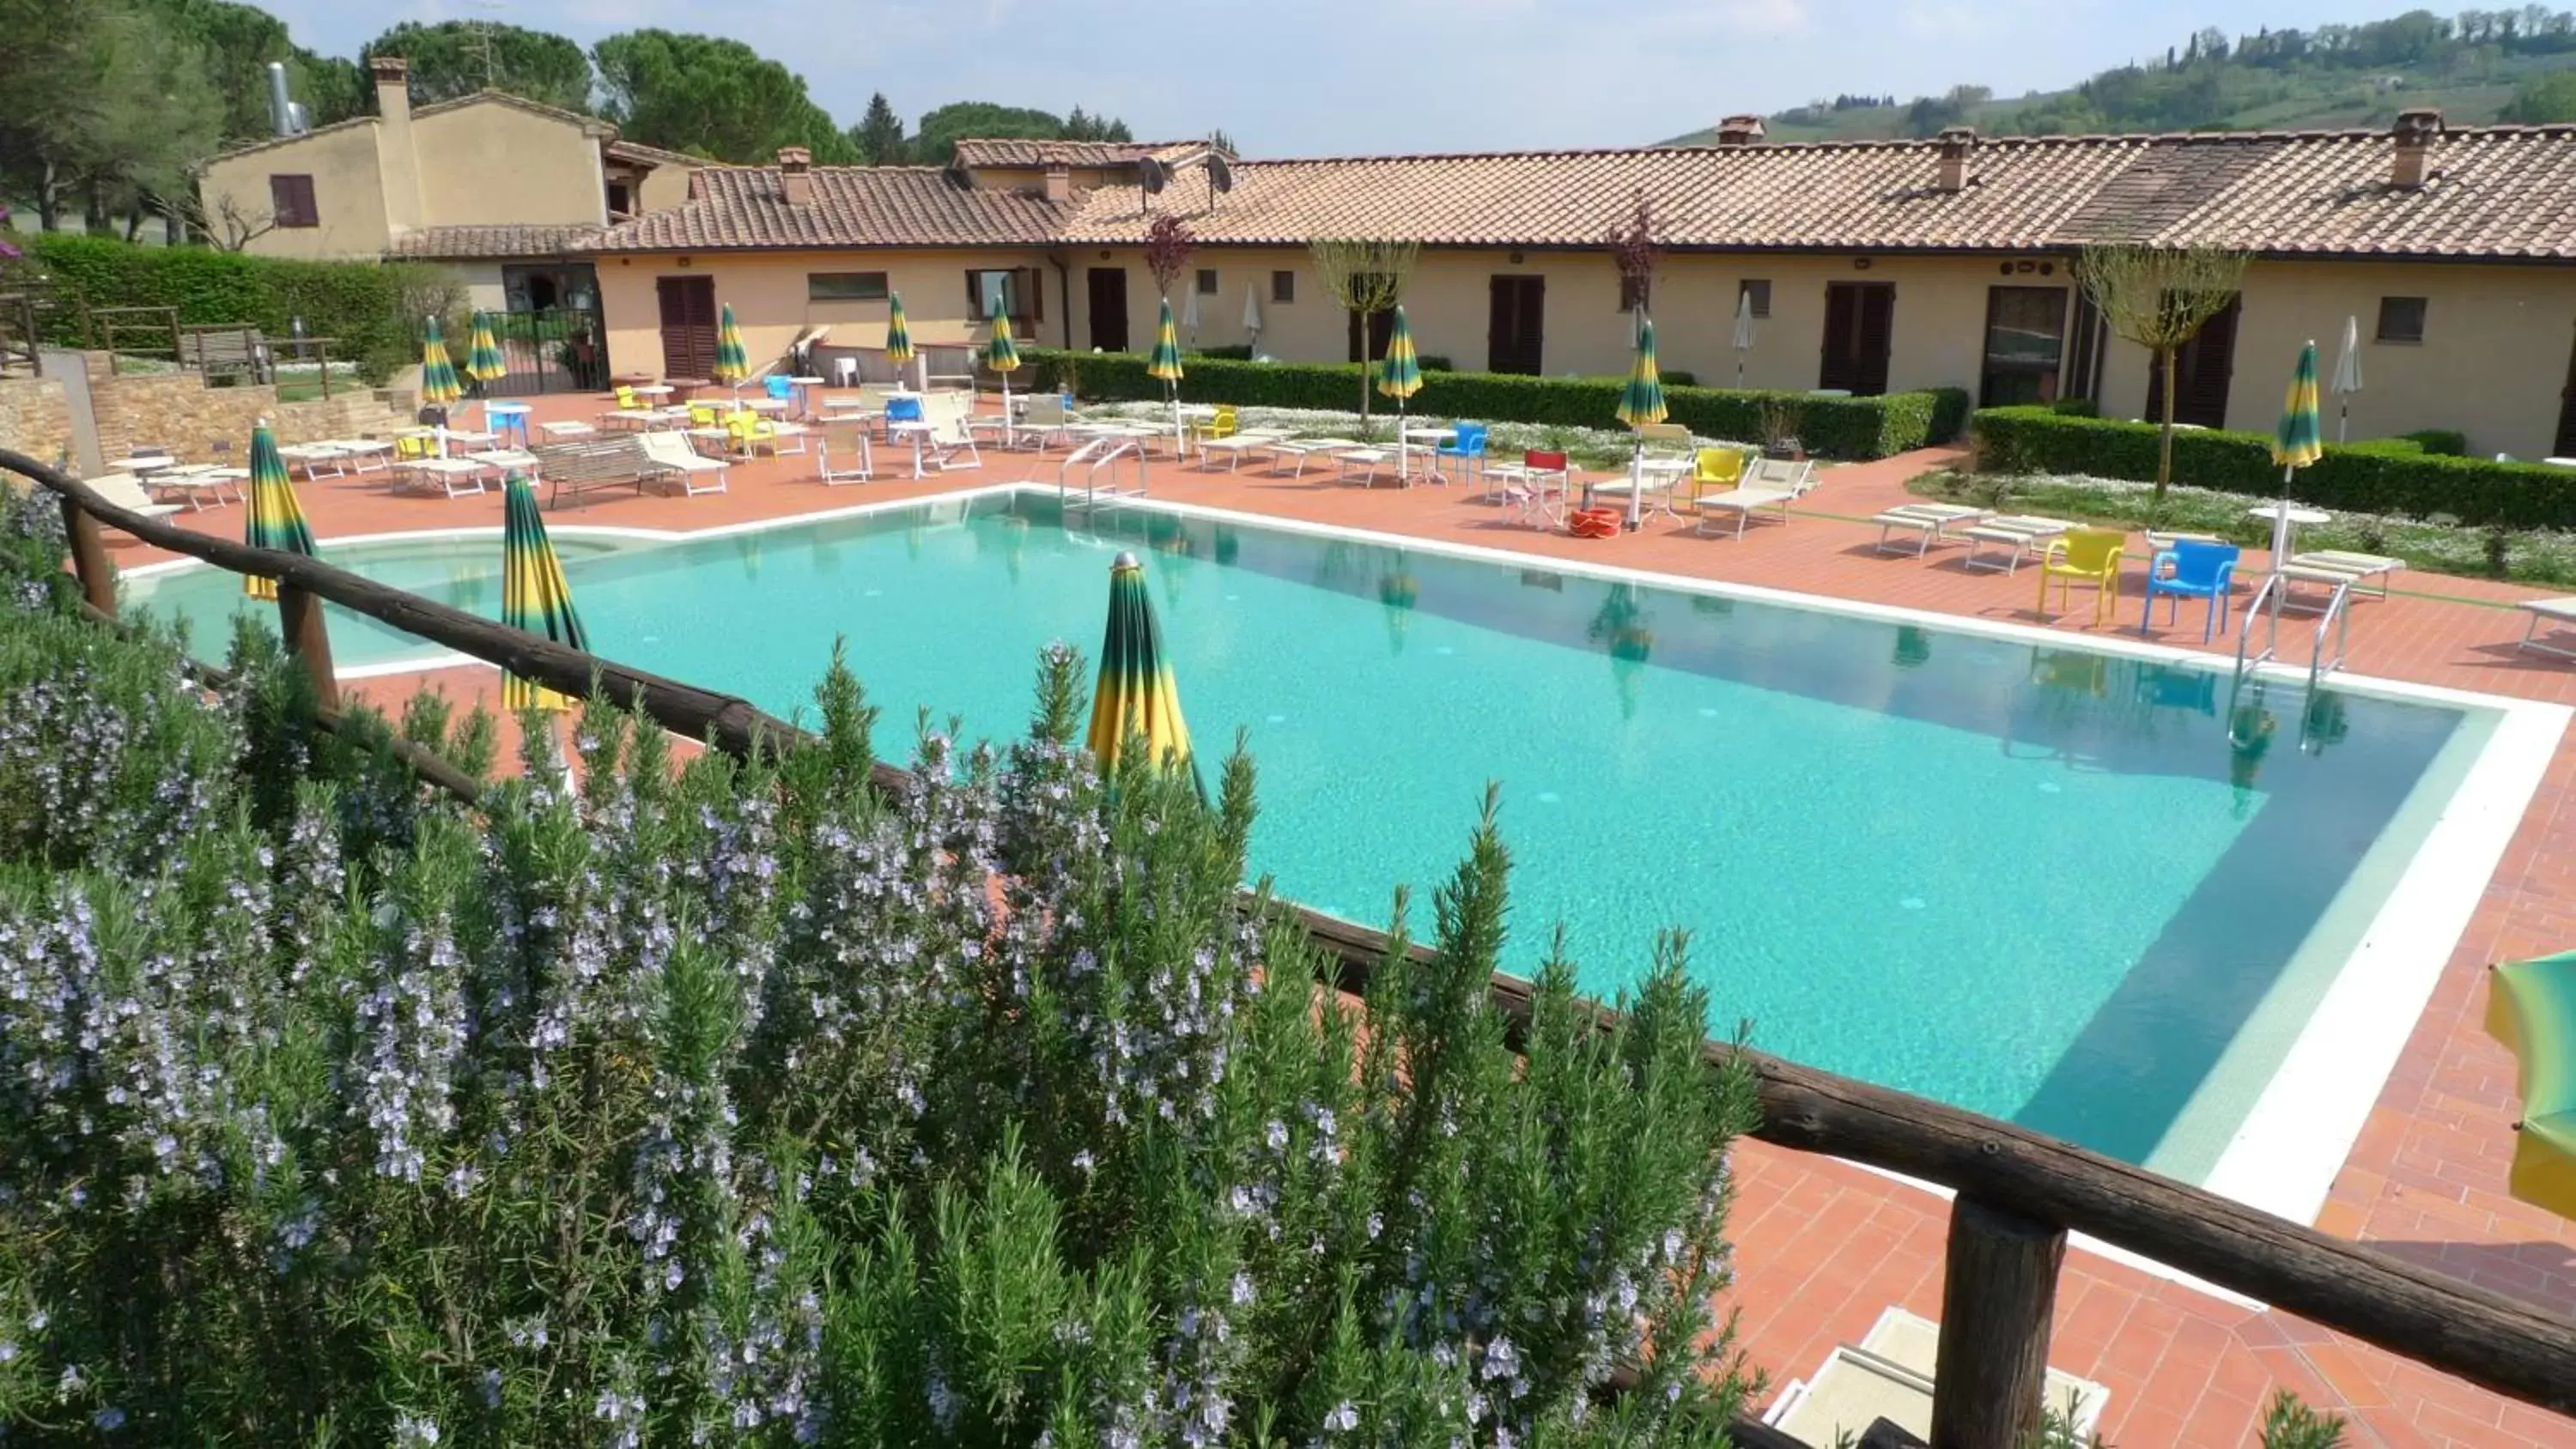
713, 302, 749, 387
500, 471, 590, 713
419, 316, 462, 409
1147, 298, 1186, 457
2488, 951, 2576, 1219
987, 302, 1023, 447
465, 311, 506, 388
1377, 305, 1425, 480
241, 423, 317, 603
884, 293, 915, 387
1087, 551, 1201, 798
2266, 341, 2324, 569
1732, 289, 1758, 388
1242, 284, 1263, 349
2331, 314, 2364, 444
1616, 315, 1670, 530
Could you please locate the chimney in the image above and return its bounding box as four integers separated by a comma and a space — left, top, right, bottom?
1715, 115, 1766, 147
1935, 126, 1977, 192
2392, 107, 2443, 188
1043, 163, 1072, 203
265, 62, 301, 138
368, 56, 410, 128
777, 146, 813, 205
369, 56, 423, 234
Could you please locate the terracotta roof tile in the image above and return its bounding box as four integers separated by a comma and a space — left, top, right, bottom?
584, 166, 1075, 252
385, 223, 604, 260
950, 137, 1200, 168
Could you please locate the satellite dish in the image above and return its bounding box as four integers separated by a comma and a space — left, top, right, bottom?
1208, 155, 1234, 193
1139, 157, 1167, 194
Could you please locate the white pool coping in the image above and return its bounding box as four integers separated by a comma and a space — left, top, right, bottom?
125, 483, 2568, 1290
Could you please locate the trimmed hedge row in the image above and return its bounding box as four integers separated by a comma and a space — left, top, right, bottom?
18, 233, 459, 383
1971, 406, 2576, 528
1027, 349, 1970, 460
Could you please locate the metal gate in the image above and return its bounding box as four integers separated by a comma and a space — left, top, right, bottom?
483, 306, 607, 397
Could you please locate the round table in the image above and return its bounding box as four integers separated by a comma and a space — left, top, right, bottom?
2246, 501, 2330, 561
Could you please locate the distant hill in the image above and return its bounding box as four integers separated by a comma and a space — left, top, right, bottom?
1664, 7, 2576, 145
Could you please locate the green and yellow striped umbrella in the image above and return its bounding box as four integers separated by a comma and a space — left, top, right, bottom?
1616, 315, 1669, 429
713, 302, 750, 385
242, 423, 316, 602
1376, 306, 1423, 403
1146, 298, 1185, 383
1088, 551, 1199, 793
465, 311, 506, 384
884, 293, 914, 367
419, 315, 462, 406
501, 472, 590, 713
2489, 951, 2576, 1219
2264, 340, 2324, 561
987, 305, 1023, 375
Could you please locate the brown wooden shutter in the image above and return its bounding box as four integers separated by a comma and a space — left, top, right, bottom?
1856, 284, 1894, 396
964, 270, 982, 320
1023, 268, 1043, 323
270, 174, 317, 227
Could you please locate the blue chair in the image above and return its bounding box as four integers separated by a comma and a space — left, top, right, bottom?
2140, 539, 2239, 640
765, 374, 794, 401
1436, 421, 1488, 482
885, 395, 923, 423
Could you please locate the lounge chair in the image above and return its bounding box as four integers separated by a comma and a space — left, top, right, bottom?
1873, 503, 1992, 556
2517, 597, 2576, 660
1018, 395, 1077, 451
638, 430, 730, 495
2283, 549, 2407, 601
1694, 457, 1819, 539
86, 474, 183, 520
817, 421, 874, 485
1961, 516, 2075, 573
1262, 438, 1361, 478
916, 392, 982, 472
2036, 527, 2128, 624
1195, 428, 1287, 471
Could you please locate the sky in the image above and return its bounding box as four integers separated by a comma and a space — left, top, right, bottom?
259, 0, 2436, 154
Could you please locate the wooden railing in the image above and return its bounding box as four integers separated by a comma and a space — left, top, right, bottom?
9, 447, 2575, 1449
83, 304, 182, 373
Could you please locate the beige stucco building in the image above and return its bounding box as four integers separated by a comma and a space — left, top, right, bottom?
580, 113, 2576, 459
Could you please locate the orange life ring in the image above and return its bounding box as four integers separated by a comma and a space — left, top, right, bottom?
1567, 507, 1623, 539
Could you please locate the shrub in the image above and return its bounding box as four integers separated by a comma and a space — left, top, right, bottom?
19, 234, 449, 385
1971, 405, 2576, 528
2048, 397, 2100, 418
1029, 348, 1962, 459
0, 491, 1765, 1445
2401, 427, 2470, 457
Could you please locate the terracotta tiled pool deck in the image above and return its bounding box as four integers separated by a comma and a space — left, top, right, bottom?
115, 394, 2576, 1446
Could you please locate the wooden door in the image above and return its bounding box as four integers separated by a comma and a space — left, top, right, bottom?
654, 276, 717, 380
1087, 268, 1129, 351
1486, 276, 1546, 374
1346, 295, 1396, 363
1820, 282, 1895, 395
2144, 294, 2241, 429
2555, 323, 2576, 458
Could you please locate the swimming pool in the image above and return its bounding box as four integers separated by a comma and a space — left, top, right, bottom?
125, 490, 2561, 1216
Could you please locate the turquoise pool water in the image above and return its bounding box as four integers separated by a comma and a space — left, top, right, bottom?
126, 494, 2487, 1175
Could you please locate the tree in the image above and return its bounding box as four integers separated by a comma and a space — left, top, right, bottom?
1210, 127, 1239, 155
2075, 244, 2251, 518
1604, 189, 1658, 339
910, 101, 1062, 165
0, 0, 220, 234
358, 21, 592, 112
1306, 237, 1419, 423
591, 30, 854, 163
1142, 214, 1194, 300
851, 90, 907, 164
135, 0, 362, 142
181, 190, 279, 250
2501, 69, 2576, 121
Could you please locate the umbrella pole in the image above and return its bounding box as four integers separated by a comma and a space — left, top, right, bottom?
2271, 464, 2295, 573
1626, 439, 1645, 531
2337, 403, 2348, 446
1397, 400, 1408, 482
1001, 372, 1013, 449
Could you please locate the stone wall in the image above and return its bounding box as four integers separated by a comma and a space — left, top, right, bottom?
0, 375, 73, 469
81, 353, 404, 462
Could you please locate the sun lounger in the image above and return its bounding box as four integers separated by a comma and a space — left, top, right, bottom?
531, 437, 650, 508
1874, 503, 1992, 556
1334, 448, 1398, 485
1263, 438, 1362, 478
1960, 516, 2075, 573
1695, 459, 1820, 539
2284, 550, 2407, 600
637, 431, 730, 495
85, 474, 183, 520
395, 457, 490, 499
1194, 429, 1288, 471
2518, 597, 2576, 660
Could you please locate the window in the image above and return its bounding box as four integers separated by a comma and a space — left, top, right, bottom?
1618, 274, 1649, 313
809, 271, 890, 302
605, 181, 634, 216
1271, 270, 1295, 303
964, 267, 1042, 323
1978, 286, 2069, 408
1738, 279, 1772, 318
1195, 268, 1219, 295
2377, 295, 2427, 343
269, 174, 318, 228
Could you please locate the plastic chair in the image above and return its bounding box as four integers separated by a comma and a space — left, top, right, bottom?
2140, 539, 2239, 640
1188, 404, 1238, 446
2037, 527, 2127, 624
765, 375, 794, 402
1436, 421, 1488, 482
885, 395, 924, 424
1498, 449, 1570, 528
614, 385, 641, 410
1686, 447, 1746, 510
689, 403, 721, 430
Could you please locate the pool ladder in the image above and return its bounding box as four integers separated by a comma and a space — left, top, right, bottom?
1059, 437, 1147, 510
2232, 569, 2354, 692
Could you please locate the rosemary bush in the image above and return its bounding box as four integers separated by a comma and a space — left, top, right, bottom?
0, 500, 1764, 1445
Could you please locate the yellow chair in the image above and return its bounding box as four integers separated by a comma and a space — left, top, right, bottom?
394, 433, 433, 462
1686, 447, 1746, 510
1188, 404, 1238, 446
726, 411, 779, 457
2037, 527, 2127, 623
614, 385, 641, 410
689, 402, 721, 429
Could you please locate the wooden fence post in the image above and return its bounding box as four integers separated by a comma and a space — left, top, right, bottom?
58, 496, 117, 615
275, 581, 341, 712
1929, 1195, 2067, 1449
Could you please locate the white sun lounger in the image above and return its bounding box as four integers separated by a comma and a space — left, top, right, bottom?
1695, 459, 1820, 539
1874, 503, 1992, 556
1263, 438, 1362, 478
1960, 516, 2075, 573
1194, 430, 1289, 471
637, 430, 730, 495
2283, 549, 2407, 600
1334, 448, 1398, 485
86, 474, 184, 520
2518, 597, 2576, 660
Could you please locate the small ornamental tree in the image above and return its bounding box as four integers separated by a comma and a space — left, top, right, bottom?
1307, 236, 1420, 422
1143, 213, 1195, 303
1607, 188, 1659, 341
2076, 243, 2250, 519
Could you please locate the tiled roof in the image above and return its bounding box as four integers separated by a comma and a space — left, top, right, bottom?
604, 137, 703, 169
385, 223, 604, 259
204, 88, 611, 164
582, 124, 2576, 263
950, 137, 1200, 168
582, 166, 1076, 252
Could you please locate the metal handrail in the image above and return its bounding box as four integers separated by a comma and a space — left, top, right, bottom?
2234, 572, 2283, 679
1057, 434, 1147, 507
2310, 576, 2354, 688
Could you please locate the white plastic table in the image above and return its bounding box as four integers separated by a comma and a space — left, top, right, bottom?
788, 376, 827, 417
2245, 501, 2330, 561
482, 401, 532, 447
887, 419, 934, 477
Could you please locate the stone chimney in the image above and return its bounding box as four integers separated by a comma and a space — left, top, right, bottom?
2392, 108, 2443, 189
369, 56, 410, 127
1716, 115, 1766, 147
368, 57, 424, 234
1935, 126, 1977, 192
1043, 163, 1072, 203
777, 146, 813, 205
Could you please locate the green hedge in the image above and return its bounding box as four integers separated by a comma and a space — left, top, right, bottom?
18, 234, 458, 384
1971, 406, 2576, 528
2401, 427, 2470, 457
1029, 349, 1968, 460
